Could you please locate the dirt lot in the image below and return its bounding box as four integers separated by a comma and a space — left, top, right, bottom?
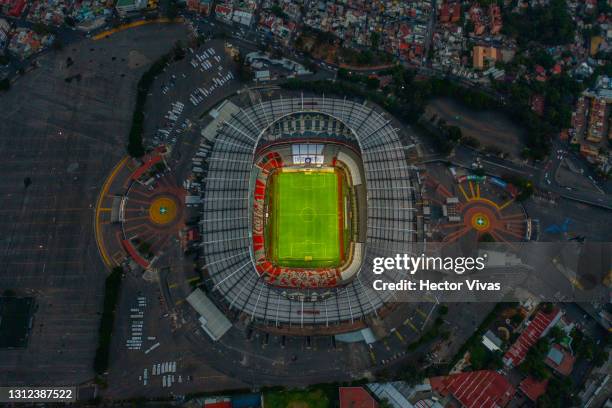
425, 97, 526, 158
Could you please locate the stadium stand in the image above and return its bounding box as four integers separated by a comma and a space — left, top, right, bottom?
200, 96, 419, 328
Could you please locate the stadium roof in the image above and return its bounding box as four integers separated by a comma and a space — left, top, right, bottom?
186, 289, 232, 341
200, 96, 420, 326
430, 370, 515, 408
503, 308, 562, 367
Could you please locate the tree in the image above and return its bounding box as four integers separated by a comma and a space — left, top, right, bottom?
539, 377, 578, 407
357, 50, 374, 65
549, 326, 564, 343
371, 32, 381, 50
365, 76, 380, 90
519, 338, 550, 380
502, 0, 575, 46
166, 0, 179, 19
173, 40, 185, 60
52, 37, 63, 51
461, 136, 481, 148
479, 233, 495, 242
469, 343, 504, 370
64, 16, 75, 27
93, 267, 123, 374
270, 5, 287, 19
138, 241, 151, 254
447, 125, 462, 142
235, 54, 253, 82
32, 23, 52, 36
0, 78, 10, 91
465, 20, 475, 34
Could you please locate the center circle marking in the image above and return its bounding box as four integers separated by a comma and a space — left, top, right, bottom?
300, 207, 316, 222
149, 197, 178, 225
471, 212, 490, 231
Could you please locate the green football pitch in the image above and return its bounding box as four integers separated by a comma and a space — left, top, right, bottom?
268, 170, 341, 268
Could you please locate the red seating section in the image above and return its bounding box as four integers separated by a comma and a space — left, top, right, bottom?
251, 151, 342, 288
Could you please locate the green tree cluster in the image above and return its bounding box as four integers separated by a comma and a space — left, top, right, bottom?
93, 267, 123, 374
502, 0, 575, 46
127, 43, 184, 157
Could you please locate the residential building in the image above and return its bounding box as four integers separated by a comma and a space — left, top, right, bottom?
430, 370, 515, 408
544, 344, 576, 376
0, 18, 9, 49
503, 308, 562, 368
473, 45, 498, 69
187, 0, 212, 15
115, 0, 147, 17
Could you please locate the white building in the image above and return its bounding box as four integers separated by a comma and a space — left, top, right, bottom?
115, 0, 147, 17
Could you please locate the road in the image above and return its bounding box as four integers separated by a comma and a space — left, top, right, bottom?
437, 145, 612, 210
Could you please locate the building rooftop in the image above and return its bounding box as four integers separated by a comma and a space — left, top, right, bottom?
503, 308, 562, 367
430, 370, 515, 408
339, 387, 378, 408
519, 377, 548, 402
545, 344, 576, 376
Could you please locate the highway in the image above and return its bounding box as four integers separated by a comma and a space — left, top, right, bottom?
450, 146, 612, 210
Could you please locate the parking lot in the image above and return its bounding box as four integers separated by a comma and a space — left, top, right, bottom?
143, 40, 240, 154
0, 23, 187, 386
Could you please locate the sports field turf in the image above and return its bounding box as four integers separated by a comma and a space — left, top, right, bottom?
269, 169, 341, 268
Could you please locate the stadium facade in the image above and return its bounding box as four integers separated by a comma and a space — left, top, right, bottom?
200, 96, 421, 332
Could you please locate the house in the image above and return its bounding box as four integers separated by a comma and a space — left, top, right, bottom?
544, 344, 576, 376
579, 142, 599, 158
586, 97, 607, 143
469, 5, 486, 35
215, 4, 233, 22
187, 0, 212, 15
115, 0, 147, 17
489, 5, 502, 34
439, 1, 461, 24
531, 94, 545, 116
1, 0, 26, 17
535, 65, 547, 82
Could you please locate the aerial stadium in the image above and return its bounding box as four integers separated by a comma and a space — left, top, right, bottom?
200, 96, 421, 332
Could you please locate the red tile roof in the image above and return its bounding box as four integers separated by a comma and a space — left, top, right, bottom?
503, 308, 562, 367
204, 402, 231, 408
130, 155, 162, 181
430, 370, 515, 408
339, 387, 378, 408
545, 344, 576, 376
519, 376, 548, 401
